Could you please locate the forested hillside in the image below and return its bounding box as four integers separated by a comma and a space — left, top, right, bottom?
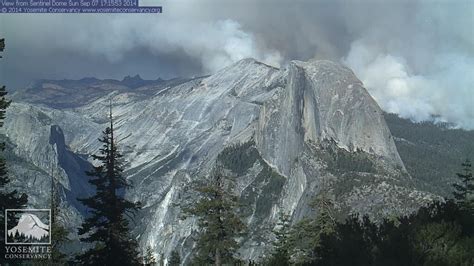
385, 113, 474, 197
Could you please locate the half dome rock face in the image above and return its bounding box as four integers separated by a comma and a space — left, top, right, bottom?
4, 58, 434, 261
256, 60, 404, 176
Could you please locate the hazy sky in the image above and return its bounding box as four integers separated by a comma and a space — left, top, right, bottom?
1, 0, 473, 128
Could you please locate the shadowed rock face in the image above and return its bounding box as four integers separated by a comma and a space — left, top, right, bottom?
3, 58, 434, 261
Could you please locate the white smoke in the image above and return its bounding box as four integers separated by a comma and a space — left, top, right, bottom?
346, 48, 474, 129
138, 18, 283, 73
337, 0, 474, 129
1, 14, 281, 74
2, 0, 473, 128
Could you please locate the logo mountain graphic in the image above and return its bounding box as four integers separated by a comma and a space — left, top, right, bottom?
7, 212, 50, 244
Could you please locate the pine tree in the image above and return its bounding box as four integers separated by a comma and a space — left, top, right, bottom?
266, 213, 292, 265
29, 167, 72, 266
159, 252, 164, 266
185, 165, 246, 265
453, 159, 474, 213
312, 188, 337, 236
142, 245, 157, 266
168, 250, 181, 266
290, 183, 337, 265
0, 38, 28, 264
76, 105, 141, 265
49, 165, 69, 265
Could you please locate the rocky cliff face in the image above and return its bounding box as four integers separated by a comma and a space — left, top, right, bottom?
256, 60, 404, 176
2, 58, 435, 261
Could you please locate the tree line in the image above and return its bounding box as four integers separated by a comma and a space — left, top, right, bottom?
264, 159, 474, 265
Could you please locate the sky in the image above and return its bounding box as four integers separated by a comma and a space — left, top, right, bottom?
0, 0, 473, 128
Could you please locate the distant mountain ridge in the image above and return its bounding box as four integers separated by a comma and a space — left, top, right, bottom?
11, 75, 193, 109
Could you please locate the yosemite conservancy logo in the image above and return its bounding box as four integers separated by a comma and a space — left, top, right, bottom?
4, 209, 52, 260
5, 209, 51, 245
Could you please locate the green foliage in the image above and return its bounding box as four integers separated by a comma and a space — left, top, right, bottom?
143, 246, 157, 266
217, 140, 286, 227
384, 113, 474, 197
159, 252, 164, 266
168, 250, 181, 266
329, 148, 376, 174
184, 165, 246, 265
0, 39, 28, 265
413, 221, 473, 266
216, 141, 286, 256
264, 162, 474, 266
316, 139, 377, 174
304, 201, 473, 266
49, 180, 70, 265
287, 218, 320, 264
288, 191, 337, 265
264, 189, 338, 265
49, 223, 69, 265
252, 163, 286, 220
265, 214, 292, 266
75, 108, 141, 266
316, 216, 376, 266
452, 159, 474, 214
217, 141, 259, 175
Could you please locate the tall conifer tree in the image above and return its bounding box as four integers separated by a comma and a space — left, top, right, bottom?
48, 164, 69, 265
168, 250, 181, 266
76, 104, 141, 265
0, 37, 28, 264
142, 245, 157, 266
284, 182, 337, 265
266, 213, 292, 265
453, 159, 474, 213
185, 165, 246, 265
